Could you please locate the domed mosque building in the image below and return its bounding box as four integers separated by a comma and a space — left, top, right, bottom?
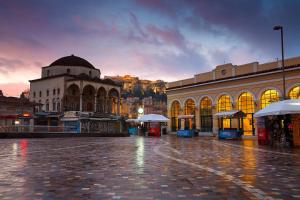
29, 55, 122, 133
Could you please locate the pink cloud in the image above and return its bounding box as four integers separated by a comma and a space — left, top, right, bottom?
0, 82, 29, 97
147, 25, 186, 50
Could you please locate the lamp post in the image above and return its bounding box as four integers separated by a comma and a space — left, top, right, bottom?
273, 25, 286, 100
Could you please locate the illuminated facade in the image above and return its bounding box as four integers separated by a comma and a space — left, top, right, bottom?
167, 56, 300, 137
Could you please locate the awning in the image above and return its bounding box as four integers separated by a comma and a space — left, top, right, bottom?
60, 118, 79, 121
126, 119, 139, 123
138, 114, 169, 122
254, 99, 300, 118
215, 110, 246, 118
178, 115, 194, 119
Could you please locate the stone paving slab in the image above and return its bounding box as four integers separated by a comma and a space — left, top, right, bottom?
0, 136, 299, 199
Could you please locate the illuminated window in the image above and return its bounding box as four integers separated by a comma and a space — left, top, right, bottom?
218, 95, 232, 129
184, 99, 195, 115
238, 92, 255, 136
171, 101, 180, 131
238, 92, 254, 113
218, 95, 232, 112
261, 89, 279, 109
200, 97, 212, 132
289, 86, 300, 99
184, 99, 195, 130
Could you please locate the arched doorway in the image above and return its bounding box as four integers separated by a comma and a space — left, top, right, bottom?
82, 85, 96, 112
171, 101, 180, 131
200, 97, 213, 132
289, 86, 300, 99
96, 87, 107, 113
218, 95, 232, 128
184, 99, 195, 129
108, 88, 119, 114
65, 84, 80, 111
260, 89, 280, 109
238, 92, 255, 136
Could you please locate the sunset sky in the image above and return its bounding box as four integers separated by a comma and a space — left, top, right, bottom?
0, 0, 300, 97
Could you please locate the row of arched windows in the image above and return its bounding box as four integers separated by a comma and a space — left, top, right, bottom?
171, 86, 300, 133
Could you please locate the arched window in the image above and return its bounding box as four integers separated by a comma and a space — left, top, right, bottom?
57, 98, 60, 111
238, 92, 255, 136
184, 99, 195, 115
184, 99, 195, 129
108, 89, 119, 114
289, 86, 300, 99
261, 89, 279, 109
97, 87, 107, 113
218, 95, 232, 128
171, 101, 180, 131
200, 97, 212, 132
83, 85, 96, 112
218, 95, 232, 112
46, 99, 49, 111
52, 98, 56, 111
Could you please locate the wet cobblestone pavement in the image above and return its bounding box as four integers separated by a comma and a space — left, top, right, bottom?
0, 135, 299, 200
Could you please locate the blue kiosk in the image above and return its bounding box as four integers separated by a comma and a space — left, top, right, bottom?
126, 119, 139, 136
215, 110, 245, 139
177, 115, 196, 137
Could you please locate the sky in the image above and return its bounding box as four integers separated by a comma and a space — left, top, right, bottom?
0, 0, 300, 97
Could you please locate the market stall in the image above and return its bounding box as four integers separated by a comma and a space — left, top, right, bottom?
137, 114, 169, 137
125, 119, 139, 135
177, 115, 196, 137
215, 110, 245, 139
254, 99, 300, 147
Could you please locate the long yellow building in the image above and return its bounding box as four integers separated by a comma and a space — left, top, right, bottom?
166, 56, 300, 137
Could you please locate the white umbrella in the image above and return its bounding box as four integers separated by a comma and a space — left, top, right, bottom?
254, 99, 300, 118
137, 114, 169, 122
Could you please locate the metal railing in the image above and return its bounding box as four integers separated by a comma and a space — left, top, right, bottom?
0, 125, 77, 133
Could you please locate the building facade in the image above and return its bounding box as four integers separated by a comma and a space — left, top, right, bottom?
29, 55, 121, 115
166, 56, 300, 136
0, 91, 36, 127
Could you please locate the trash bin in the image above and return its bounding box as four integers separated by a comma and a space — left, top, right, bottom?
161, 126, 167, 135
257, 117, 269, 145
148, 127, 161, 137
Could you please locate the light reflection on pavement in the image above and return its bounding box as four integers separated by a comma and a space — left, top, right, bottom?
0, 136, 299, 199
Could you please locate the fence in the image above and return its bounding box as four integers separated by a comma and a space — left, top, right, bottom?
0, 125, 77, 133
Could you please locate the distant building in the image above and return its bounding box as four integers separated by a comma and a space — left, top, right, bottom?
0, 93, 36, 127
105, 75, 167, 118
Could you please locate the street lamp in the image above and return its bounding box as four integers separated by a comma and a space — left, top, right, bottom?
273, 25, 286, 100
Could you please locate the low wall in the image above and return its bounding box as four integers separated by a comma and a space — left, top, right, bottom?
0, 132, 130, 139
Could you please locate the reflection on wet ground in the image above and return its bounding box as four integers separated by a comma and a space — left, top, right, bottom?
0, 136, 299, 199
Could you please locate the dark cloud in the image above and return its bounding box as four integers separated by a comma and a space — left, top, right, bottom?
137, 0, 300, 59
0, 0, 299, 96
